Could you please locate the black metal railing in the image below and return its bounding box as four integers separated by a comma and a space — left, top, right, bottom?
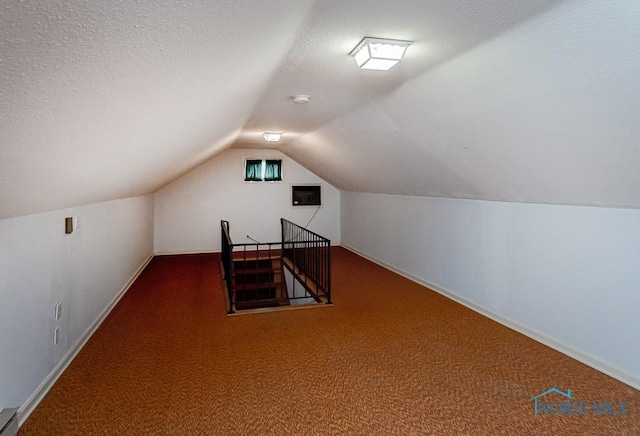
221, 220, 284, 314
281, 218, 332, 305
221, 219, 332, 314
221, 220, 233, 310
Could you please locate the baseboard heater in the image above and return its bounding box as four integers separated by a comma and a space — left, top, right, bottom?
0, 409, 18, 436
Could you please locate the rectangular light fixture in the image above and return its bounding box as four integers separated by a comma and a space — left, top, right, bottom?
262, 132, 282, 142
350, 37, 412, 71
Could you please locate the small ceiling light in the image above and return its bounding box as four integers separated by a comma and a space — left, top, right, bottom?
349, 37, 412, 71
263, 132, 282, 142
293, 94, 311, 104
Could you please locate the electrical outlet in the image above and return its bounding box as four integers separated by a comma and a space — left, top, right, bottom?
55, 301, 62, 321
53, 327, 60, 346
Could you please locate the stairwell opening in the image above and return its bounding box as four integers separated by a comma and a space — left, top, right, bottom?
221, 219, 332, 315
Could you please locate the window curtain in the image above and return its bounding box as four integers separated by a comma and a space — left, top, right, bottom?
264, 160, 282, 181
244, 159, 263, 181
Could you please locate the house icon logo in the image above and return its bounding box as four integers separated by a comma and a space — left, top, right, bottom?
530, 387, 628, 417
531, 388, 573, 417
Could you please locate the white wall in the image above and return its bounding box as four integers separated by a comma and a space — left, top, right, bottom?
0, 196, 154, 410
283, 268, 316, 306
154, 148, 340, 253
341, 191, 640, 386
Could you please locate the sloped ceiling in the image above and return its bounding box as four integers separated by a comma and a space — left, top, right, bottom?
284, 0, 640, 208
0, 0, 317, 219
2, 0, 639, 219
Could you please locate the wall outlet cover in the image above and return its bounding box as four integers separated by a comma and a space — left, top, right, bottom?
55, 302, 62, 321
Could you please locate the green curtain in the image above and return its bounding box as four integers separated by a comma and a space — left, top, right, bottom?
264, 160, 282, 181
244, 159, 263, 181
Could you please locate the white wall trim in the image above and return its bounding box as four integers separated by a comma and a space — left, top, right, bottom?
340, 244, 640, 391
154, 249, 220, 256
16, 254, 155, 426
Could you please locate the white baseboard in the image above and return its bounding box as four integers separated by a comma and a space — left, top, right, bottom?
154, 249, 220, 256
17, 254, 155, 426
340, 244, 640, 391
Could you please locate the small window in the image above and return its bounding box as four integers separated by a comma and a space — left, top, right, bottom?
244, 159, 282, 182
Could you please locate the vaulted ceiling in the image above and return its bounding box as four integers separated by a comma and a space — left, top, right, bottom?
2, 0, 639, 219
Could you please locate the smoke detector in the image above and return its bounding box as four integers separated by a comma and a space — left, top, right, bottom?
293, 95, 311, 104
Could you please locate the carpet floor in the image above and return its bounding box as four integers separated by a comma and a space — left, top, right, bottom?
21, 247, 639, 435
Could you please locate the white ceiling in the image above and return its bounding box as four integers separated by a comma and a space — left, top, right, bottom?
2, 0, 640, 219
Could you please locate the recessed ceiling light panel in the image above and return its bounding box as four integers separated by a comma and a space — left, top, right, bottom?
263, 132, 282, 142
350, 37, 412, 71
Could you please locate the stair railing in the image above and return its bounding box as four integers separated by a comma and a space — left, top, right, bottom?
221, 219, 331, 314
281, 218, 332, 305
220, 220, 234, 313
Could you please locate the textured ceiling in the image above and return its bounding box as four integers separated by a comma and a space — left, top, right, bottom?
2, 0, 640, 219
0, 0, 317, 218
236, 0, 562, 146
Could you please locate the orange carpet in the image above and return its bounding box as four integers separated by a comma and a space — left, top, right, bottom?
21, 248, 639, 435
